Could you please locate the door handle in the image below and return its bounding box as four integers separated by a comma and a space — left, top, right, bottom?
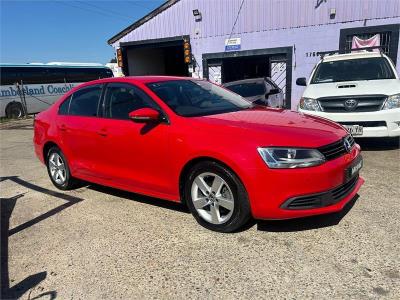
59, 124, 67, 131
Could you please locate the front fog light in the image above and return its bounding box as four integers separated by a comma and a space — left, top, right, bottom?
258, 147, 325, 169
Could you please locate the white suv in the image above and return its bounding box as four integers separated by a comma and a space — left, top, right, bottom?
297, 51, 400, 138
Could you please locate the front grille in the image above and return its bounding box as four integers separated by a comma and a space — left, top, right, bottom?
281, 175, 359, 210
318, 135, 355, 161
339, 121, 386, 128
318, 95, 387, 113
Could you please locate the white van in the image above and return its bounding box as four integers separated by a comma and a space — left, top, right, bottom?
297, 51, 400, 138
0, 63, 113, 118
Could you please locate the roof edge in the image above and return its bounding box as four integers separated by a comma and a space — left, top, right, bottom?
107, 0, 180, 46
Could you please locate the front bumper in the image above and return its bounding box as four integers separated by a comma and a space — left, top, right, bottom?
298, 108, 400, 137
246, 145, 364, 220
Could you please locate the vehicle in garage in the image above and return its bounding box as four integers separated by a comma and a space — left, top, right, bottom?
34, 76, 364, 232
0, 63, 113, 118
297, 51, 400, 138
223, 77, 284, 107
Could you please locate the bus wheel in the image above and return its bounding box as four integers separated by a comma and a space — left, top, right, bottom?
5, 102, 24, 119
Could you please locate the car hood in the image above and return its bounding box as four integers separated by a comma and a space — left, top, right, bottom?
303, 79, 400, 99
191, 107, 347, 148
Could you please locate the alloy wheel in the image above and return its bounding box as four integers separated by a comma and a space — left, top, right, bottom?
49, 152, 67, 185
191, 172, 235, 225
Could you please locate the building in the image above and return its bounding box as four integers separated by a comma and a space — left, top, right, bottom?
108, 0, 400, 109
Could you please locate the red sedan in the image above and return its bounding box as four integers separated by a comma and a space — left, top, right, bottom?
34, 76, 364, 232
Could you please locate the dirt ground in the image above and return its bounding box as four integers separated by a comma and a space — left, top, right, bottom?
1, 120, 399, 299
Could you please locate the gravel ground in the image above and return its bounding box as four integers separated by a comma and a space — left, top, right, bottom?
0, 122, 399, 299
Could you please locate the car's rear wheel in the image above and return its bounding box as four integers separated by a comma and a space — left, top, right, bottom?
185, 161, 251, 232
46, 147, 80, 190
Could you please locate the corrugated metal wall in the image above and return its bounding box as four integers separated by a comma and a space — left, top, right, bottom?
111, 0, 400, 108
113, 0, 400, 47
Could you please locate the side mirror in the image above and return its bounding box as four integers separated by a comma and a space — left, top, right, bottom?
266, 88, 280, 97
128, 108, 160, 123
296, 77, 307, 86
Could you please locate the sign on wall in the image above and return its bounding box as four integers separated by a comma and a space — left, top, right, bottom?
225, 38, 241, 51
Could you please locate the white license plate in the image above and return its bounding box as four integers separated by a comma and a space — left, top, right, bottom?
343, 125, 363, 136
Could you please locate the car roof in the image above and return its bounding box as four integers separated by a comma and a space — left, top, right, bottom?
87, 75, 195, 85
322, 51, 385, 62
223, 78, 266, 87
0, 62, 108, 68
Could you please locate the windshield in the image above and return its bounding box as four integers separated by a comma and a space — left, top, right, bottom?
225, 82, 266, 97
147, 80, 252, 117
311, 57, 395, 84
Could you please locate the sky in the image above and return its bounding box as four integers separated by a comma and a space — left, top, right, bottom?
0, 0, 165, 64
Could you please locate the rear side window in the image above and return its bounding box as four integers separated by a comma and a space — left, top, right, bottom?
58, 95, 71, 115
104, 83, 159, 120
69, 85, 102, 117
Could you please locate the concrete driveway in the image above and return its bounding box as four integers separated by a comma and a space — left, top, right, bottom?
0, 120, 399, 299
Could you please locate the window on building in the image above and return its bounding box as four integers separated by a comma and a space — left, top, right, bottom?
345, 32, 391, 56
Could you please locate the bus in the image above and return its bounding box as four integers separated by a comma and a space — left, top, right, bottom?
0, 63, 113, 118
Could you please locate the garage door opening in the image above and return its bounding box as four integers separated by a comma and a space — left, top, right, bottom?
203, 47, 293, 108
120, 36, 189, 77
222, 55, 270, 83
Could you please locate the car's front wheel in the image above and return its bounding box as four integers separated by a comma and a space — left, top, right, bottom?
185, 161, 251, 232
46, 147, 80, 190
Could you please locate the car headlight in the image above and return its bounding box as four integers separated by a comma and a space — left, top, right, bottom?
257, 147, 325, 168
382, 94, 400, 110
299, 97, 322, 111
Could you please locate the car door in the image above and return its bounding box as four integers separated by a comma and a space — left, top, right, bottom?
94, 82, 172, 198
56, 84, 105, 178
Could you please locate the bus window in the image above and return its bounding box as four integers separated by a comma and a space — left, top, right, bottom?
47, 68, 67, 84
18, 67, 48, 84
0, 67, 19, 85
100, 68, 113, 78
65, 68, 112, 83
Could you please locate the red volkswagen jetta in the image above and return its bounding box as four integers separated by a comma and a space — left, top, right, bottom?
34, 76, 364, 232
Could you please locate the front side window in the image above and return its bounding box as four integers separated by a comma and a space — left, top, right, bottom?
311, 57, 395, 84
225, 82, 266, 97
69, 85, 102, 117
104, 83, 159, 120
147, 80, 252, 117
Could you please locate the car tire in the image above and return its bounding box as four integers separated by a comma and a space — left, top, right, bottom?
5, 102, 24, 119
185, 161, 251, 233
46, 146, 80, 190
